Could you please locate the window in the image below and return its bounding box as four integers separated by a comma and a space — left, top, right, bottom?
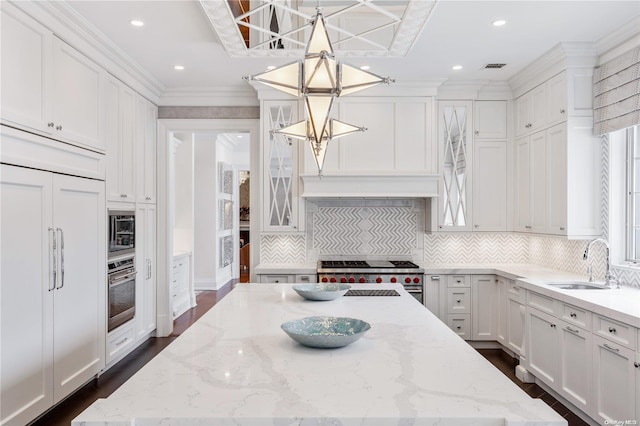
626, 124, 640, 261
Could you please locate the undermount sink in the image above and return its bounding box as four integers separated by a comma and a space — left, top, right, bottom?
546, 281, 610, 290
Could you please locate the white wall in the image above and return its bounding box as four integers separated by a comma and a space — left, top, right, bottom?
173, 133, 194, 253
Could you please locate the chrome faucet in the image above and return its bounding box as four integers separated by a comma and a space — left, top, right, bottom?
583, 238, 618, 288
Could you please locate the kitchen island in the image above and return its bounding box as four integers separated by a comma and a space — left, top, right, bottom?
73, 283, 566, 426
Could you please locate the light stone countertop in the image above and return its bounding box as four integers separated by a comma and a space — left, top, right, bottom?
73, 283, 566, 426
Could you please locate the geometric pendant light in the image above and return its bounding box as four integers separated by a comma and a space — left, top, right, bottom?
246, 9, 393, 175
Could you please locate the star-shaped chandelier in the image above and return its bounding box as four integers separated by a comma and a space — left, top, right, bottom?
245, 9, 393, 175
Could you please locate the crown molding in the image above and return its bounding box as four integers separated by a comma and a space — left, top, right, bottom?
508, 42, 597, 98
159, 87, 259, 107
14, 1, 165, 103
596, 16, 640, 64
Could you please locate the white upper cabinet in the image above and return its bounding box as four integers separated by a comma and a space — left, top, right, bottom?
515, 84, 547, 137
473, 101, 507, 140
136, 96, 157, 203
1, 3, 52, 136
546, 72, 567, 126
473, 141, 507, 231
0, 2, 106, 153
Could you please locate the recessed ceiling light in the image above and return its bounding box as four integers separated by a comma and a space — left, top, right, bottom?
130, 20, 144, 27
174, 65, 185, 71
452, 65, 463, 71
237, 135, 244, 138
266, 65, 276, 70
492, 19, 507, 27
360, 65, 370, 70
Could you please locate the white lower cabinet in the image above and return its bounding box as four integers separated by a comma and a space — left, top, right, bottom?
591, 335, 636, 423
136, 204, 156, 340
506, 290, 525, 356
472, 275, 498, 340
636, 352, 640, 421
447, 315, 471, 339
558, 319, 591, 414
172, 253, 192, 319
259, 274, 317, 283
424, 275, 444, 317
526, 307, 559, 387
0, 164, 105, 426
496, 277, 508, 346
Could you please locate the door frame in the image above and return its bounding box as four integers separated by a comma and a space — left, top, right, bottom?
156, 119, 260, 336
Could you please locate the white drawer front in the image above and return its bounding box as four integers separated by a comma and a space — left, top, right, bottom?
447, 287, 471, 314
559, 302, 592, 331
107, 325, 135, 364
527, 291, 556, 315
508, 280, 524, 303
447, 274, 470, 288
447, 314, 471, 339
262, 274, 293, 283
594, 315, 636, 350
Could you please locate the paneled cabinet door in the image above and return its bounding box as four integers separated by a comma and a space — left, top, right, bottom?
136, 204, 157, 340
506, 294, 525, 355
472, 141, 507, 231
473, 101, 507, 140
51, 174, 105, 403
496, 277, 508, 345
591, 335, 636, 423
1, 166, 54, 426
106, 77, 137, 202
51, 36, 105, 152
529, 131, 548, 233
546, 73, 567, 126
424, 275, 443, 318
558, 319, 591, 414
262, 101, 299, 231
545, 124, 568, 235
636, 352, 640, 422
472, 275, 498, 340
438, 101, 473, 231
136, 96, 157, 203
515, 136, 530, 232
515, 84, 546, 137
526, 307, 559, 387
0, 2, 53, 135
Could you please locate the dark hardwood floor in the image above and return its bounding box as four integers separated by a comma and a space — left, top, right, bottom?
32, 284, 588, 426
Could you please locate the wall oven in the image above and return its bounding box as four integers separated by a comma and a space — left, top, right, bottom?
107, 255, 136, 332
108, 210, 135, 258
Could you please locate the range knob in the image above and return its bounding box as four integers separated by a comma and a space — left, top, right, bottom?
330, 277, 337, 283
321, 277, 328, 283
359, 277, 366, 283
405, 277, 411, 283
413, 277, 420, 283
376, 277, 382, 283
390, 277, 397, 283
348, 277, 355, 283
340, 277, 347, 283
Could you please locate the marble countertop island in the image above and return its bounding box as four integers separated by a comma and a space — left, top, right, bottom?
73, 283, 566, 426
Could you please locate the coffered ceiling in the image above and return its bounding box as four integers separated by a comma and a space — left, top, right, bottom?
66, 0, 640, 93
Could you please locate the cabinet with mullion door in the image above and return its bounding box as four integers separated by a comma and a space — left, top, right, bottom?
1, 2, 106, 152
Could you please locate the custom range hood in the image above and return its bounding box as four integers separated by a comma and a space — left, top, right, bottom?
300, 173, 439, 198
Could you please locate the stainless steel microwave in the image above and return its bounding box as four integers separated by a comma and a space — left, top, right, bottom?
108, 210, 135, 258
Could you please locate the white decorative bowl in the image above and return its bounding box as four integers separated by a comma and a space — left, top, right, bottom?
292, 284, 351, 301
281, 316, 371, 349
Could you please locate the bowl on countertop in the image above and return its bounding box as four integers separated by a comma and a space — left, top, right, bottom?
281, 316, 371, 349
292, 284, 351, 301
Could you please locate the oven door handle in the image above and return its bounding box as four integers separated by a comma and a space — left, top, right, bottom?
110, 272, 136, 285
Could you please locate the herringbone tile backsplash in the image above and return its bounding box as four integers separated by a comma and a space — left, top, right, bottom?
260, 234, 306, 264
424, 233, 528, 263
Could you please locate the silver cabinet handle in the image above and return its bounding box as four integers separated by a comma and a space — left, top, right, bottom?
603, 343, 619, 353
146, 196, 151, 200
115, 337, 128, 346
560, 109, 565, 114
49, 227, 56, 291
56, 228, 64, 289
147, 259, 152, 279
560, 227, 565, 231
525, 225, 532, 229
565, 326, 579, 334
56, 125, 63, 131
550, 323, 556, 328
634, 362, 640, 368
48, 122, 55, 128
474, 224, 479, 228
609, 327, 617, 333
570, 312, 577, 318
431, 276, 440, 281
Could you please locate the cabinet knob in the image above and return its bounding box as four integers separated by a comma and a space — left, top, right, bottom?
560, 227, 565, 231
456, 299, 461, 303
570, 312, 577, 318
456, 325, 461, 330
56, 125, 63, 131
474, 225, 479, 228
550, 324, 556, 328
560, 109, 565, 114
274, 280, 279, 283
635, 362, 640, 368
474, 130, 479, 135
48, 122, 55, 127
146, 196, 151, 200
456, 280, 461, 283
525, 225, 532, 229
609, 327, 616, 333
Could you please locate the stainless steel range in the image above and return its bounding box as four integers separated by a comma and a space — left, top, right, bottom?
317, 260, 425, 304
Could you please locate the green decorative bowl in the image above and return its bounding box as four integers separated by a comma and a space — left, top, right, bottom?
281, 316, 371, 348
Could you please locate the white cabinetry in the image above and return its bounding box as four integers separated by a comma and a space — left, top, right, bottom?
526, 306, 559, 387
496, 277, 508, 346
445, 275, 471, 339
106, 76, 137, 202
558, 318, 592, 413
136, 204, 156, 340
472, 275, 498, 340
1, 2, 105, 152
424, 274, 444, 317
473, 141, 507, 231
259, 274, 317, 283
515, 84, 547, 137
506, 282, 525, 356
136, 96, 157, 203
1, 164, 105, 426
172, 253, 192, 319
473, 100, 507, 140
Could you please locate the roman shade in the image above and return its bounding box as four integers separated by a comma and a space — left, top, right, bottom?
593, 46, 640, 135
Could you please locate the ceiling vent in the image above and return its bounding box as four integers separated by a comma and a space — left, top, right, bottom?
484, 63, 507, 69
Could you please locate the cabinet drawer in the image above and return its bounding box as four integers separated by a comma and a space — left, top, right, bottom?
447, 275, 470, 288
594, 315, 636, 350
261, 274, 293, 283
527, 291, 556, 315
447, 287, 471, 314
106, 325, 135, 364
508, 280, 524, 303
446, 314, 471, 339
559, 302, 591, 330
295, 274, 317, 283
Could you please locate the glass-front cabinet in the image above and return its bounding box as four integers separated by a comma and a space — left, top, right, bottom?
262, 100, 300, 231
438, 101, 473, 231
